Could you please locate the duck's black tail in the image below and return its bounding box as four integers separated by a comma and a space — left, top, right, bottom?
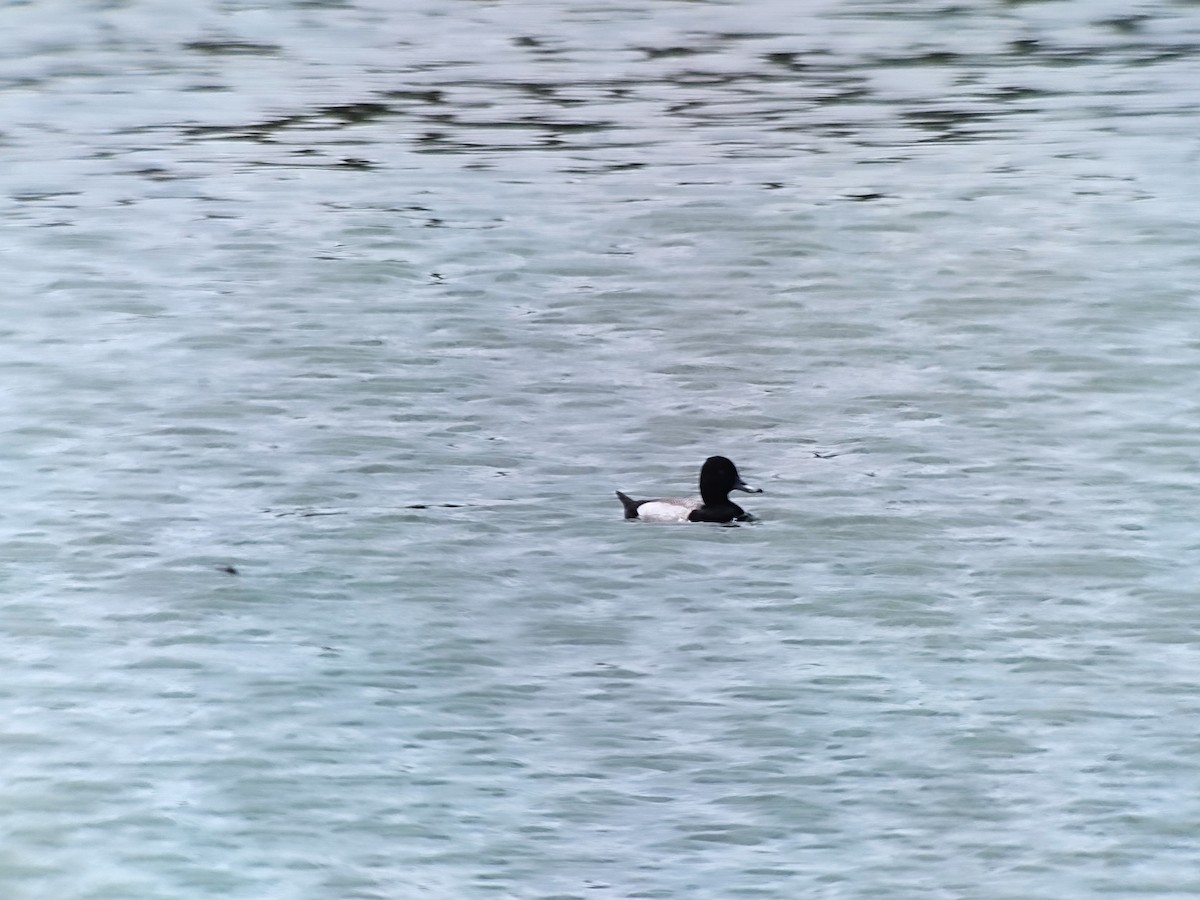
615, 491, 641, 519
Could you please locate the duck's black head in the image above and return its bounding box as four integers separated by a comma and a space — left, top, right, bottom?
698, 456, 761, 504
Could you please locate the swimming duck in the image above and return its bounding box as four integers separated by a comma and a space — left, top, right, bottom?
616, 456, 762, 523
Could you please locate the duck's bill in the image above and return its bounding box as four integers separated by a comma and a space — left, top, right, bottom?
734, 479, 762, 494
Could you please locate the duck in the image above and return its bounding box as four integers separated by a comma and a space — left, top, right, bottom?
616, 456, 762, 523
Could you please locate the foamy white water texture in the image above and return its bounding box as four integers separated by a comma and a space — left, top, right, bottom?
3, 0, 1200, 897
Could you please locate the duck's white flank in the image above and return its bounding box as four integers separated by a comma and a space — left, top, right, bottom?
634, 499, 699, 523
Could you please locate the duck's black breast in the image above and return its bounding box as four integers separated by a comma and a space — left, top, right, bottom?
687, 501, 746, 524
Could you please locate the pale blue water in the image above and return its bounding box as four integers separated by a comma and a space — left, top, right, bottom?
4, 1, 1200, 898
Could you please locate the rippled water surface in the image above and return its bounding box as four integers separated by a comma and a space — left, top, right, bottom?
5, 0, 1200, 897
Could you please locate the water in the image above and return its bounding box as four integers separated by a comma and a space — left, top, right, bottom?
4, 0, 1200, 897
